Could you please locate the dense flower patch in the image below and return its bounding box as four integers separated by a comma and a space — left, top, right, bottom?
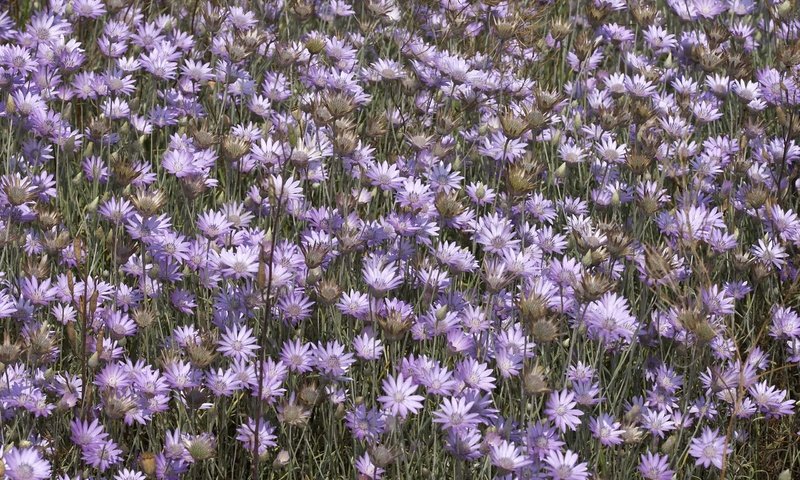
0, 0, 799, 478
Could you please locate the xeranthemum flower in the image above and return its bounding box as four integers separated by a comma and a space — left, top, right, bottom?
377, 372, 425, 418
688, 427, 733, 470
3, 446, 52, 480
584, 292, 638, 346
545, 389, 583, 432
544, 449, 590, 480
639, 451, 675, 480
432, 396, 482, 431
217, 324, 259, 361
490, 440, 532, 472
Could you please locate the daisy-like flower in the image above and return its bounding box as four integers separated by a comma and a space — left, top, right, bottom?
490, 440, 532, 472
639, 451, 675, 480
584, 292, 638, 347
3, 446, 52, 480
589, 413, 625, 446
474, 213, 519, 254
432, 396, 482, 432
345, 405, 385, 442
217, 324, 259, 361
688, 427, 733, 470
544, 449, 590, 480
544, 389, 583, 432
217, 245, 260, 280
353, 328, 384, 360
236, 418, 277, 457
377, 373, 425, 418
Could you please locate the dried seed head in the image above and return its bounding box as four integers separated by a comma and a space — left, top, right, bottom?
493, 18, 517, 41
365, 114, 388, 138
186, 342, 217, 368
529, 317, 560, 344
323, 92, 356, 119
2, 173, 36, 206
277, 397, 311, 428
139, 452, 156, 477
550, 17, 572, 40
0, 337, 21, 364
333, 130, 359, 156
299, 382, 321, 406
183, 433, 216, 462
378, 311, 413, 341
42, 228, 71, 254
181, 176, 209, 201
522, 363, 550, 395
131, 189, 167, 215
369, 444, 399, 469
434, 192, 465, 220
576, 273, 614, 302
192, 127, 218, 149
315, 278, 341, 305
104, 392, 137, 420
621, 424, 644, 444
273, 450, 291, 469
222, 135, 250, 161
111, 157, 140, 187
507, 164, 535, 197
406, 133, 434, 151
292, 0, 315, 20
305, 36, 326, 55
499, 110, 528, 140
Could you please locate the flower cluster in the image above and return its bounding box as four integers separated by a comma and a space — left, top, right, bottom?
0, 0, 799, 479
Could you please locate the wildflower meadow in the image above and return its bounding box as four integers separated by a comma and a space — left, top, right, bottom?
0, 0, 799, 479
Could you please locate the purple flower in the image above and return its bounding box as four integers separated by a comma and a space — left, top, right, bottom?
589, 413, 624, 446
432, 396, 482, 432
544, 389, 583, 433
688, 427, 733, 470
377, 373, 425, 418
544, 449, 590, 480
217, 324, 259, 360
345, 405, 385, 442
236, 418, 277, 457
639, 451, 675, 480
490, 440, 532, 472
584, 292, 638, 346
3, 446, 51, 480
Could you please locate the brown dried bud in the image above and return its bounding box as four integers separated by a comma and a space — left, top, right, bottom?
222, 135, 250, 161
499, 110, 528, 140
576, 273, 614, 302
523, 364, 550, 395
323, 92, 356, 119
139, 452, 157, 477
131, 189, 167, 215
315, 278, 341, 305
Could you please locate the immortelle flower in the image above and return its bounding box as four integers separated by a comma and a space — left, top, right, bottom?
432, 396, 482, 432
490, 440, 532, 472
544, 449, 590, 480
584, 292, 638, 346
688, 427, 733, 470
3, 446, 52, 480
544, 389, 583, 432
377, 373, 425, 418
589, 413, 625, 446
217, 323, 259, 361
345, 404, 386, 442
639, 451, 675, 480
236, 418, 277, 458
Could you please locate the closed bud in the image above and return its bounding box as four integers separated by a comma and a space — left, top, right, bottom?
139, 452, 157, 477
273, 450, 291, 468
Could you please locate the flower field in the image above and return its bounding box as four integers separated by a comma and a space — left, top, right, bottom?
0, 0, 799, 478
